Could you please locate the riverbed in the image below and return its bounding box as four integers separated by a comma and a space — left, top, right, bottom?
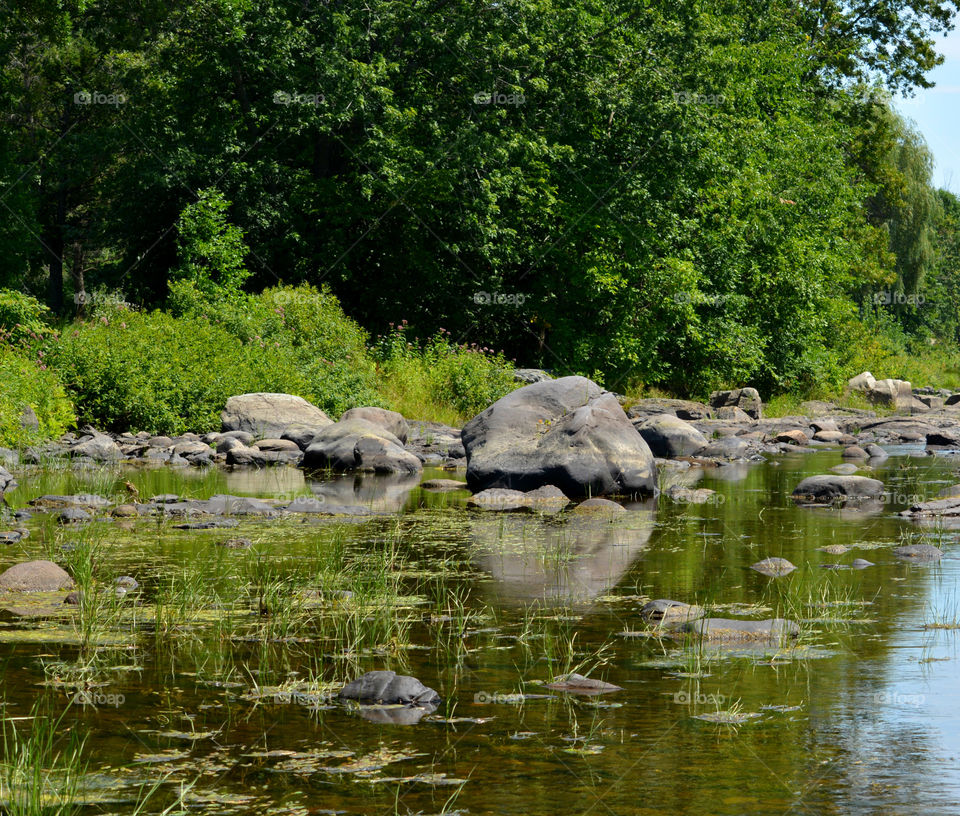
0, 448, 958, 815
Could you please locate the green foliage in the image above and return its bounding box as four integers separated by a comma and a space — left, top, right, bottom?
168, 281, 381, 416
0, 290, 53, 344
373, 325, 517, 423
0, 345, 74, 448
48, 307, 322, 434
171, 189, 251, 300
2, 0, 958, 404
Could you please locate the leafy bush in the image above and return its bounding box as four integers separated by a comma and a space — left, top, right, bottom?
0, 345, 74, 447
170, 189, 251, 300
373, 325, 517, 424
48, 308, 325, 434
0, 290, 53, 345
168, 281, 382, 416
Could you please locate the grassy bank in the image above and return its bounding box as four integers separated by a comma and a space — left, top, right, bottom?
2, 286, 960, 449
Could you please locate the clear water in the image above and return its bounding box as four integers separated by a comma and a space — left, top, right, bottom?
1, 448, 958, 815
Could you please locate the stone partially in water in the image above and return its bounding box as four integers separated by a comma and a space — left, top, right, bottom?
841, 446, 869, 459
640, 599, 705, 625
750, 557, 796, 577
57, 507, 91, 524
677, 617, 801, 641
851, 558, 875, 569
634, 415, 708, 458
892, 544, 942, 561
421, 478, 468, 492
571, 497, 626, 514
338, 670, 441, 706
467, 485, 570, 513
544, 673, 623, 694
462, 376, 656, 497
0, 560, 74, 592
791, 475, 884, 502
820, 544, 848, 555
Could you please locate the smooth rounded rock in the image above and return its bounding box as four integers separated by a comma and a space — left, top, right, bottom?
462, 376, 656, 497
750, 557, 797, 577
792, 475, 884, 502
0, 560, 75, 592
338, 670, 440, 705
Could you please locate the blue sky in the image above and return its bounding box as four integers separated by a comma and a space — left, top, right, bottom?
896, 26, 960, 191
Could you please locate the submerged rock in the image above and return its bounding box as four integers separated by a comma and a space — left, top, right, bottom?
338, 670, 441, 706
544, 673, 623, 694
750, 557, 797, 577
663, 485, 717, 504
892, 544, 942, 561
675, 617, 800, 641
640, 599, 705, 625
217, 538, 253, 549
0, 560, 74, 592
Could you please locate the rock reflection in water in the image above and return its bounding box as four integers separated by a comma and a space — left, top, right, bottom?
472, 501, 655, 604
305, 472, 420, 513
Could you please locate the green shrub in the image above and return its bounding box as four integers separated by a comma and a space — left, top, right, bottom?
0, 289, 53, 345
373, 325, 517, 424
170, 188, 251, 300
48, 308, 326, 434
168, 280, 381, 416
0, 345, 74, 447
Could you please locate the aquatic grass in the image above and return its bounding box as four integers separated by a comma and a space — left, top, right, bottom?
922, 586, 960, 629
0, 702, 87, 816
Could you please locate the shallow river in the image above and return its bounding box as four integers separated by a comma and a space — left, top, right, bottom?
1, 447, 959, 815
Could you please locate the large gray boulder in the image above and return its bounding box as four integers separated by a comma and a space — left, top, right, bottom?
634, 414, 707, 458
462, 376, 656, 497
339, 407, 408, 444
0, 560, 74, 592
221, 393, 332, 438
301, 419, 421, 473
338, 670, 440, 705
709, 388, 762, 420
0, 466, 16, 498
70, 433, 122, 461
847, 372, 914, 412
792, 475, 884, 502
